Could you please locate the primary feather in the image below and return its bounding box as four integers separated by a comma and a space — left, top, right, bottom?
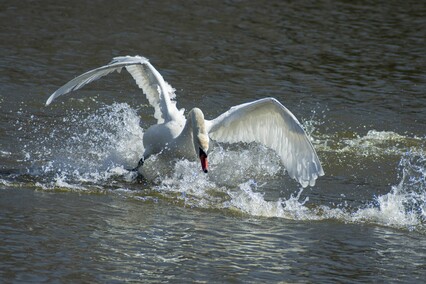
206, 98, 323, 187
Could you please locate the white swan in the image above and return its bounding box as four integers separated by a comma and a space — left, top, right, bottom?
46, 56, 324, 187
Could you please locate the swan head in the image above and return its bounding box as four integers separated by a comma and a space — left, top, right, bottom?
190, 108, 209, 173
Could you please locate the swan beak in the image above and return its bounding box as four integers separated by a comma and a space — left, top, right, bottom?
199, 149, 208, 173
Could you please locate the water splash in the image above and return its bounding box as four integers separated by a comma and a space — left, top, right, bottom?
223, 150, 426, 232
317, 129, 425, 157
10, 102, 426, 233
142, 145, 284, 209
352, 151, 426, 231
21, 103, 143, 187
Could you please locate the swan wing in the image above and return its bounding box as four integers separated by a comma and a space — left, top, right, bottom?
46, 55, 184, 124
206, 97, 324, 187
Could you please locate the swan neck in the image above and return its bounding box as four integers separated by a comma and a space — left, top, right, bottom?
188, 108, 209, 153
189, 108, 206, 134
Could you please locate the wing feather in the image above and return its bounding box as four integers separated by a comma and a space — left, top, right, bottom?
206, 97, 324, 187
46, 55, 184, 124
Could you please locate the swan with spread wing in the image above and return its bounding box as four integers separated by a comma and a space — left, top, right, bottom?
46, 56, 324, 187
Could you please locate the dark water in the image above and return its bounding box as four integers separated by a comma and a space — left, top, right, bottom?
1, 0, 426, 282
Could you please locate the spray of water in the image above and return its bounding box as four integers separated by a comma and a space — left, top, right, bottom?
12, 102, 426, 233
352, 152, 426, 231
21, 103, 143, 188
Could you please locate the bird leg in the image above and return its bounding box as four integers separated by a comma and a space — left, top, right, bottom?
130, 157, 144, 172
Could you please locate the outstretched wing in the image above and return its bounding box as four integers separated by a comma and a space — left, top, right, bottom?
206, 97, 324, 187
46, 55, 184, 124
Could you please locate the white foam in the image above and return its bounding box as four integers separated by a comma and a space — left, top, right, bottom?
318, 129, 425, 157
351, 152, 425, 231
0, 150, 12, 157
226, 180, 287, 218
0, 179, 12, 187
26, 103, 144, 185
16, 103, 426, 232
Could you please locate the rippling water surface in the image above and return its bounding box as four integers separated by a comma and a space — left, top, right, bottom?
1, 0, 425, 282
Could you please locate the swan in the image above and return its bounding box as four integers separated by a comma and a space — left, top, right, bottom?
46, 55, 324, 187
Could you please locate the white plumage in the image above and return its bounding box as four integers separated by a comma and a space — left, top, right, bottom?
46, 55, 324, 187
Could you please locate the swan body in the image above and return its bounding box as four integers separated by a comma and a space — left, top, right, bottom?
46, 56, 324, 187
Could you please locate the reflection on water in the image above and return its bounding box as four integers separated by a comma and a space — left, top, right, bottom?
1, 0, 426, 282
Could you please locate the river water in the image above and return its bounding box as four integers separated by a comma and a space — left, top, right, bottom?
1, 0, 425, 283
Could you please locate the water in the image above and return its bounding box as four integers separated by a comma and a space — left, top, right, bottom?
1, 0, 425, 282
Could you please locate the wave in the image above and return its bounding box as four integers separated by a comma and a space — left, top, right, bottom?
145, 150, 425, 233
5, 103, 425, 233
351, 152, 425, 231
316, 129, 425, 157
